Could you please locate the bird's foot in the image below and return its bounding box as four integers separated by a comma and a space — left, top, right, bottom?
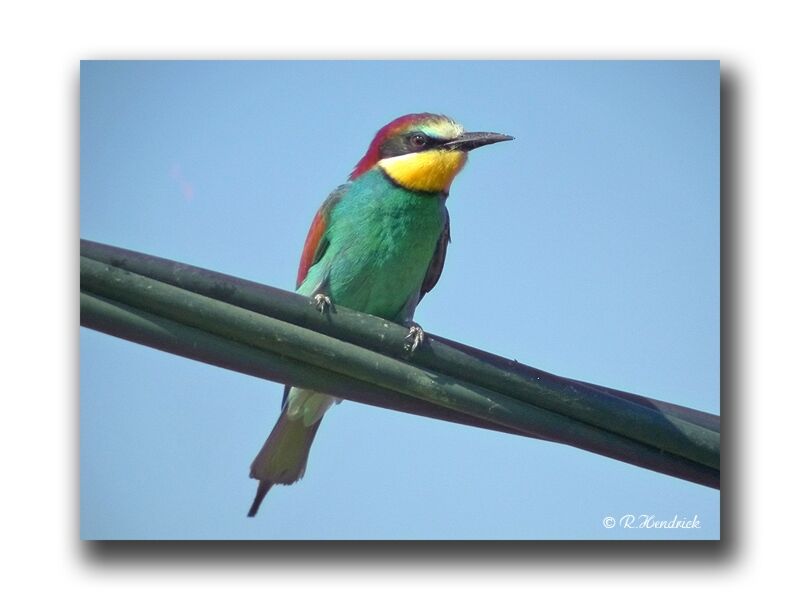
404, 322, 426, 352
313, 293, 332, 314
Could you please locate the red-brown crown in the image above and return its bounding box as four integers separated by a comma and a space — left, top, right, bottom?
349, 113, 454, 180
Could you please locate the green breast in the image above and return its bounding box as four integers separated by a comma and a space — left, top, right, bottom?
302, 170, 446, 322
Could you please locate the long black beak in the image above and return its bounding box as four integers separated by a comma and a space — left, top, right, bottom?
442, 131, 514, 151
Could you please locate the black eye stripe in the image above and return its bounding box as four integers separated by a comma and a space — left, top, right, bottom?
379, 131, 449, 158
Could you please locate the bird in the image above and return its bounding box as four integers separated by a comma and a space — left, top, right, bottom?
247, 113, 513, 516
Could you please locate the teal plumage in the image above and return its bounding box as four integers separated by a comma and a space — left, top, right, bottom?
247, 114, 512, 516
301, 170, 447, 322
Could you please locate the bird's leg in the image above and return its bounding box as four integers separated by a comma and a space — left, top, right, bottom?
313, 293, 332, 314
403, 321, 426, 352
397, 292, 425, 352
310, 279, 333, 315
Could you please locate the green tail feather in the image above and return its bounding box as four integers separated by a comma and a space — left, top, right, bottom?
247, 480, 273, 517
247, 406, 323, 517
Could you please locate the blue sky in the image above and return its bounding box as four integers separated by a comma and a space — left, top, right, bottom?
80, 60, 719, 540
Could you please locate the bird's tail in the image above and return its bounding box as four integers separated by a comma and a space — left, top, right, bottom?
247, 389, 327, 517
247, 480, 274, 518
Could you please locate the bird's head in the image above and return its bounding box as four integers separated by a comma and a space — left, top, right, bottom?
349, 113, 513, 194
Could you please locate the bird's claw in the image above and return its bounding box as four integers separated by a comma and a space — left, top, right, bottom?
313, 293, 332, 314
404, 323, 425, 352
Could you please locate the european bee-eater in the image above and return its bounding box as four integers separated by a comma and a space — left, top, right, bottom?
248, 113, 512, 516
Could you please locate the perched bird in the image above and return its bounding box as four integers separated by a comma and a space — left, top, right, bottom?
248, 113, 512, 516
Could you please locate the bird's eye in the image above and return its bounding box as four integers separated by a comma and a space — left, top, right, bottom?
409, 133, 428, 148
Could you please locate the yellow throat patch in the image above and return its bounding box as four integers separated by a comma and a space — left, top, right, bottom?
378, 150, 468, 193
